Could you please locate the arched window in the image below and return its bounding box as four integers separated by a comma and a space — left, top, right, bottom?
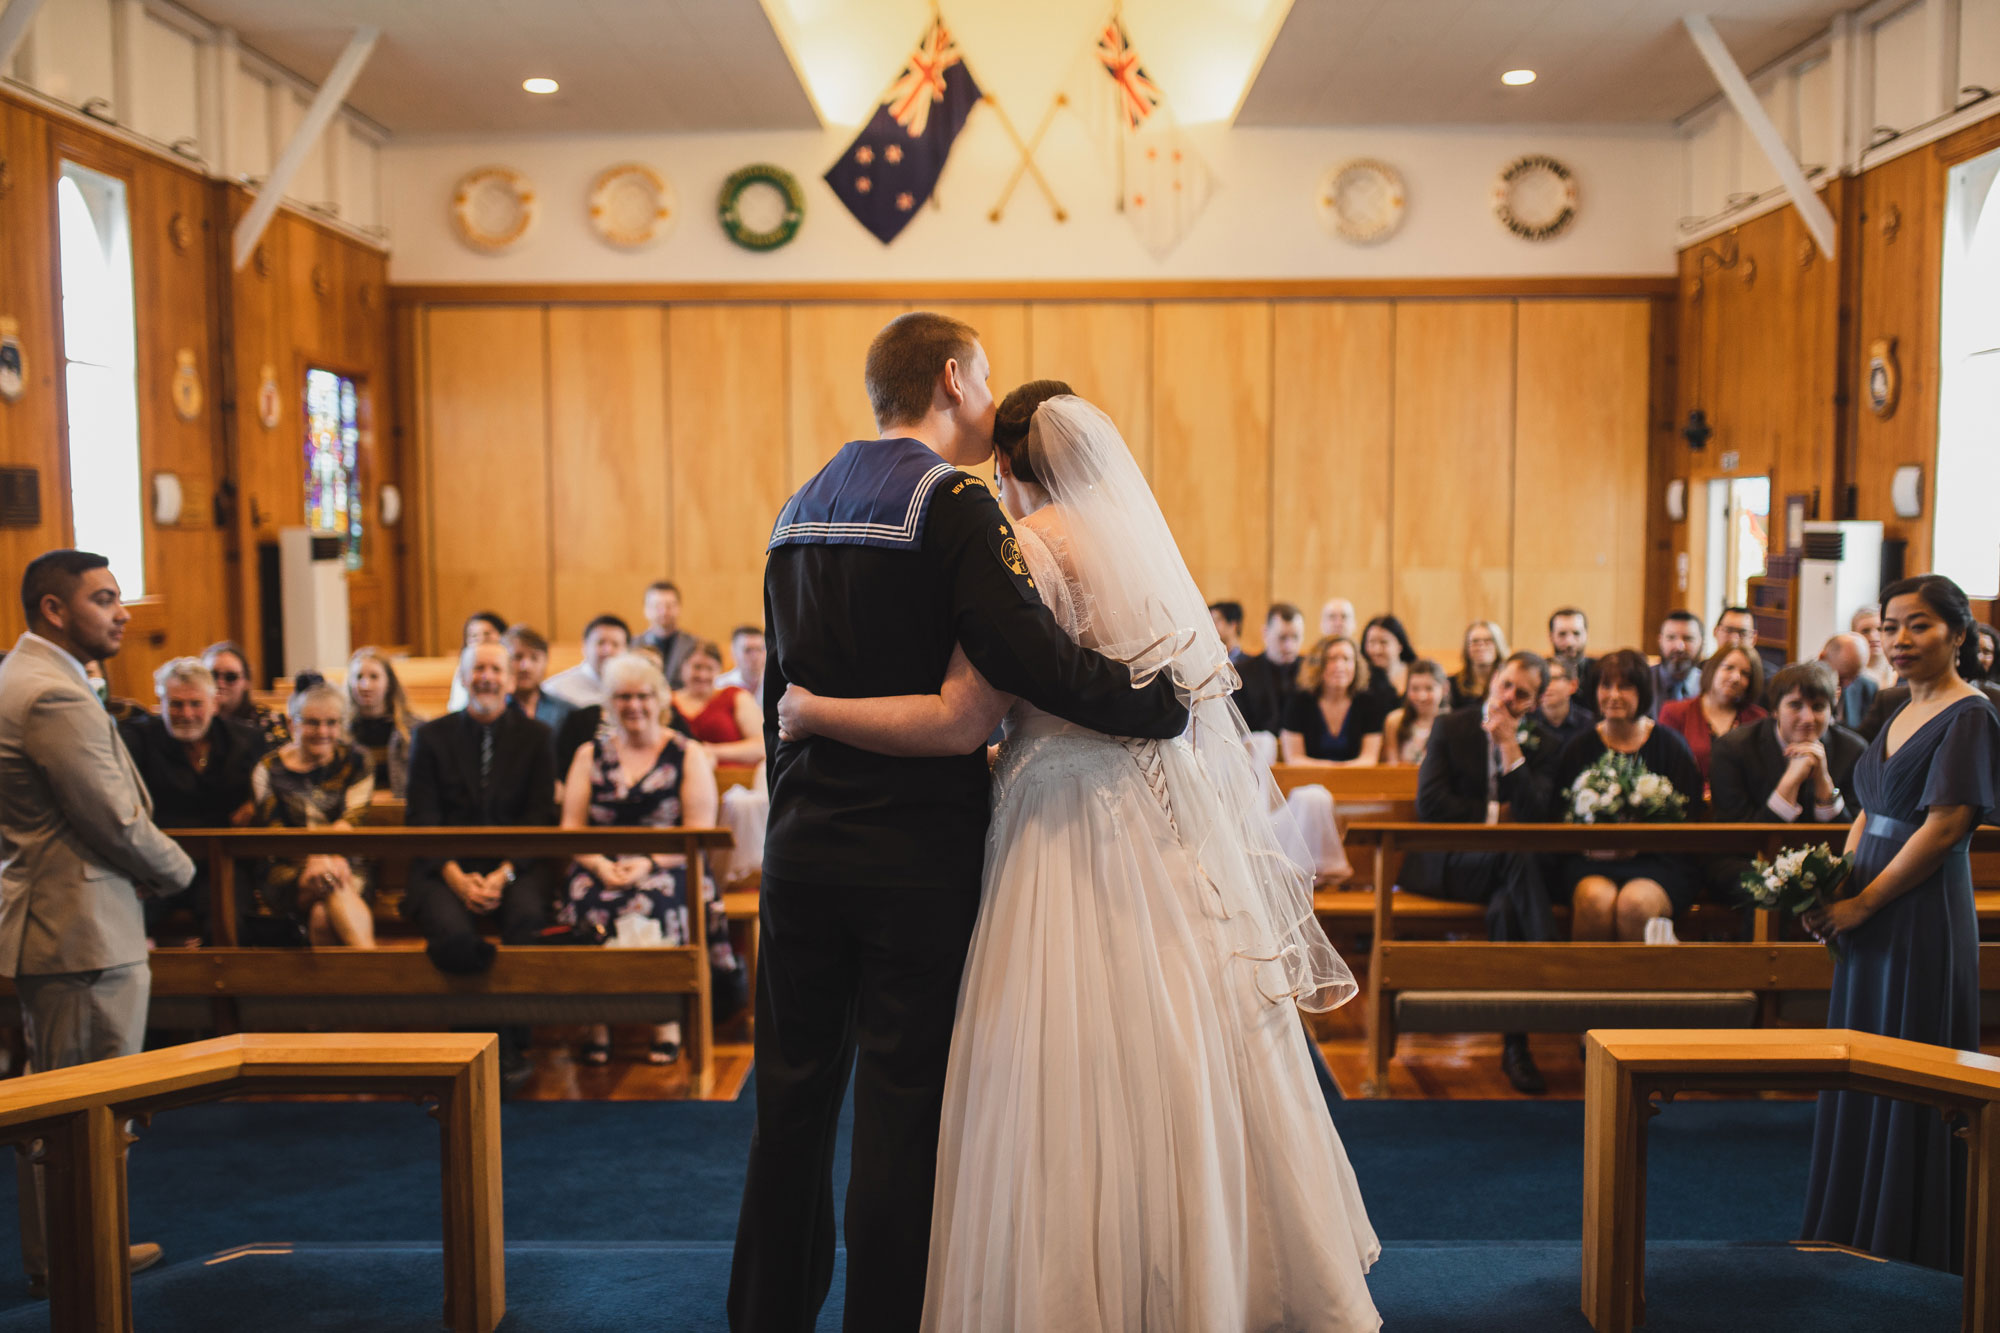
56, 162, 144, 595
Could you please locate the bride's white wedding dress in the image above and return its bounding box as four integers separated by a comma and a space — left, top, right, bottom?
919, 400, 1380, 1332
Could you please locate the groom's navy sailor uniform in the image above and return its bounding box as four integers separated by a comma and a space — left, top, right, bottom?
730, 437, 1187, 1333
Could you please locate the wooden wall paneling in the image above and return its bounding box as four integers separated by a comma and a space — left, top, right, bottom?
785, 302, 903, 489
422, 306, 551, 648
1512, 300, 1652, 654
668, 305, 790, 639
1391, 300, 1517, 660
1150, 301, 1273, 643
1773, 186, 1843, 535
0, 101, 66, 646
1850, 148, 1944, 572
391, 299, 426, 650
1027, 302, 1153, 476
547, 305, 670, 642
1644, 295, 1682, 635
1270, 301, 1392, 634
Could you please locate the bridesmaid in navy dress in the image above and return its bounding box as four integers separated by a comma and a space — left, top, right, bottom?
1802, 575, 2000, 1270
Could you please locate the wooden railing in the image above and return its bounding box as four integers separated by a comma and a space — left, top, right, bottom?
1345, 822, 2000, 1097
1582, 1028, 2000, 1332
0, 1033, 503, 1333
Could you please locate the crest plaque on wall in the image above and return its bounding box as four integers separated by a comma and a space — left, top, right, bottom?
1866, 337, 1900, 418
172, 349, 202, 421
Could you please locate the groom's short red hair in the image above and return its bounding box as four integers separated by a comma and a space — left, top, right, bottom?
866, 312, 979, 429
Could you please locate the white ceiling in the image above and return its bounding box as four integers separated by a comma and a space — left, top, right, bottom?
1236, 0, 1857, 125
176, 0, 820, 135
176, 0, 1859, 135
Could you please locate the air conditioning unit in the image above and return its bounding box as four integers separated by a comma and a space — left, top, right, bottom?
1796, 520, 1884, 660
279, 528, 350, 680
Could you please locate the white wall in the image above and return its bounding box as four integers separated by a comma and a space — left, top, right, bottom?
383, 121, 1683, 283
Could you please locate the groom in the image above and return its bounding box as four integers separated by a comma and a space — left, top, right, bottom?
729, 313, 1189, 1331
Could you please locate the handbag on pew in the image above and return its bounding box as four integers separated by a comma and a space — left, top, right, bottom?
534, 920, 609, 947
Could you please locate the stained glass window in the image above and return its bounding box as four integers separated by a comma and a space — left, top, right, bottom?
304, 367, 362, 569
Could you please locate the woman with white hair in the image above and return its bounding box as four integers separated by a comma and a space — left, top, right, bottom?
247, 677, 376, 947
561, 652, 739, 1066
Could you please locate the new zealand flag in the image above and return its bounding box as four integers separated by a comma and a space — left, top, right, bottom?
825, 20, 983, 245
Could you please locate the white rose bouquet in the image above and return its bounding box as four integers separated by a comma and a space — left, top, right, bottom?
1740, 842, 1856, 958
1563, 751, 1689, 825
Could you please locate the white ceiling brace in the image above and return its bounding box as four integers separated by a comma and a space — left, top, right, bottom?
231, 24, 377, 271
0, 0, 52, 72
1683, 12, 1839, 259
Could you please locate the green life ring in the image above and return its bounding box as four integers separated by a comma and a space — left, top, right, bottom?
718, 164, 805, 252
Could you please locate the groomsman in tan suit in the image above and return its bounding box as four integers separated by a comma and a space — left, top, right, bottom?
0, 550, 194, 1290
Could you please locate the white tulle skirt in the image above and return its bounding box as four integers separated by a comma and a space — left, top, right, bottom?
921, 720, 1381, 1333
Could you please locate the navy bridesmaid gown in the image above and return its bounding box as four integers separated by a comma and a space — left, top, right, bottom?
1801, 694, 2000, 1271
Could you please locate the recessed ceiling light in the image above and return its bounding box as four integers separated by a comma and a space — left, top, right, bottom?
523, 77, 559, 95
1502, 69, 1537, 86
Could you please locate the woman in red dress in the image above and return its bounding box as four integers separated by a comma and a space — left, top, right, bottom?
671, 639, 765, 765
1658, 645, 1768, 784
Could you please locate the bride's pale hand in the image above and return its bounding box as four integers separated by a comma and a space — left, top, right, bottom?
777, 684, 817, 742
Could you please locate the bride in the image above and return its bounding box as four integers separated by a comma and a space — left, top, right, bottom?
777, 385, 1381, 1332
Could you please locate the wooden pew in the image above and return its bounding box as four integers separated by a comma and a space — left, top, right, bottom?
1346, 821, 2000, 1097
147, 827, 731, 1095
0, 1033, 502, 1333
1582, 1028, 2000, 1332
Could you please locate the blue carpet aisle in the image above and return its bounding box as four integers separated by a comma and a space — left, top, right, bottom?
0, 1083, 1961, 1330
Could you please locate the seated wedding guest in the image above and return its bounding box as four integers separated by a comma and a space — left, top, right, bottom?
403, 641, 558, 983
561, 653, 740, 1065
1548, 606, 1596, 697
1403, 650, 1563, 1092
1319, 597, 1356, 641
1710, 662, 1862, 825
201, 640, 289, 752
248, 678, 376, 948
1208, 601, 1244, 656
1235, 603, 1305, 735
345, 647, 421, 798
445, 610, 511, 712
504, 624, 575, 733
119, 657, 260, 943
545, 615, 631, 710
1820, 631, 1879, 730
1851, 602, 1895, 688
1714, 605, 1758, 654
1534, 656, 1597, 754
716, 626, 768, 708
1361, 614, 1417, 704
1449, 619, 1507, 709
1658, 646, 1768, 782
1280, 636, 1384, 766
1650, 610, 1705, 714
82, 659, 146, 722
1380, 658, 1448, 766
636, 580, 698, 688
1554, 649, 1706, 944
671, 640, 765, 766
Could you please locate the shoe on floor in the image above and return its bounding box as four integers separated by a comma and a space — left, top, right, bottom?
1501, 1036, 1547, 1096
1644, 916, 1680, 945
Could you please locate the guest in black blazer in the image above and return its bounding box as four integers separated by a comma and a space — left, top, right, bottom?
1711, 662, 1864, 826
1233, 602, 1306, 735
1402, 650, 1564, 1093
403, 641, 558, 976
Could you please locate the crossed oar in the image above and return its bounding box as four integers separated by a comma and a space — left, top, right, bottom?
984, 93, 1068, 223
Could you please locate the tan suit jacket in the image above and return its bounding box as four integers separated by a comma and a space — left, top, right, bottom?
0, 634, 194, 977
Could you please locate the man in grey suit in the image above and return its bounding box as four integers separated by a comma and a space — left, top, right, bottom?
0, 550, 193, 1289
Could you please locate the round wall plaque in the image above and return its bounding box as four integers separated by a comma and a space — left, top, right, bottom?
451, 166, 537, 253
1316, 159, 1406, 244
718, 164, 804, 252
1492, 154, 1578, 241
589, 163, 676, 249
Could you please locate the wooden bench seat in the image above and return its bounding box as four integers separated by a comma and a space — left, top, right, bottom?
1583, 1028, 2000, 1332
0, 1033, 502, 1333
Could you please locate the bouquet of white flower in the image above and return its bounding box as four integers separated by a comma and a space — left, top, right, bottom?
1740, 842, 1855, 957
1563, 751, 1689, 825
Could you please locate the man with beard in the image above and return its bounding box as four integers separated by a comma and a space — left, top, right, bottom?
118, 657, 261, 944
1, 550, 193, 1287
1650, 610, 1705, 715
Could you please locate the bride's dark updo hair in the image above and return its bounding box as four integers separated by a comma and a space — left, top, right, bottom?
992, 379, 1072, 489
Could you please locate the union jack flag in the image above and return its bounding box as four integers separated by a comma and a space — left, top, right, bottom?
1097, 19, 1161, 132
886, 21, 966, 138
